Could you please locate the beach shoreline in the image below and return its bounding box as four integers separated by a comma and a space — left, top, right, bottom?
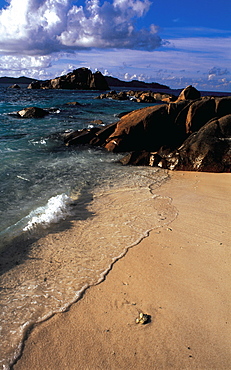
13, 171, 231, 370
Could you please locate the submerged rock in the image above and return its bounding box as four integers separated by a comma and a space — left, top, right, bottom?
65, 101, 82, 106
8, 84, 20, 89
64, 127, 101, 146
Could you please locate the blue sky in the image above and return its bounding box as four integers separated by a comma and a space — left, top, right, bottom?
0, 0, 230, 91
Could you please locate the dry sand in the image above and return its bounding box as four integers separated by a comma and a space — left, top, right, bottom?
13, 171, 231, 370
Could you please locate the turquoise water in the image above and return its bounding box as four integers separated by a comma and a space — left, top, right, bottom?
0, 86, 178, 369
0, 87, 153, 242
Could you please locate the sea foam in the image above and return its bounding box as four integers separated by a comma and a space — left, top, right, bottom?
23, 193, 72, 231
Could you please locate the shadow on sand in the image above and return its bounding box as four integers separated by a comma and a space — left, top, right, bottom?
0, 186, 95, 277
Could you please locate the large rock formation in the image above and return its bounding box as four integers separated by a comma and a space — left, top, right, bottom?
63, 86, 231, 172
154, 114, 231, 172
104, 101, 189, 152
28, 68, 109, 90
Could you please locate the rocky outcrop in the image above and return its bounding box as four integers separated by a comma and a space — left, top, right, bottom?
63, 86, 231, 172
28, 68, 109, 90
17, 107, 49, 118
175, 85, 201, 102
152, 114, 231, 172
65, 122, 117, 147
104, 101, 190, 152
27, 81, 41, 89
116, 95, 231, 172
96, 90, 177, 103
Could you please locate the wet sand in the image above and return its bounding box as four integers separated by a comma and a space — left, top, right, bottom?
13, 171, 231, 370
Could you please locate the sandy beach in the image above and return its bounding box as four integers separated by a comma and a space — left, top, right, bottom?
13, 171, 231, 370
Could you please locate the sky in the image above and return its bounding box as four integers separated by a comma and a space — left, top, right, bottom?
0, 0, 230, 91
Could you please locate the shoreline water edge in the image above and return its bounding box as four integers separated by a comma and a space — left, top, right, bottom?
0, 82, 230, 369
1, 166, 178, 369
0, 85, 175, 369
12, 171, 231, 370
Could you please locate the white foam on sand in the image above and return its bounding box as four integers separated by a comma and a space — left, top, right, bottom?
23, 193, 72, 231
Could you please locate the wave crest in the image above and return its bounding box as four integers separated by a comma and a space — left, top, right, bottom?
23, 194, 72, 231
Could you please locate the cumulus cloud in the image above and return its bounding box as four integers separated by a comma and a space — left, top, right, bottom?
0, 0, 162, 55
0, 55, 52, 70
0, 54, 54, 78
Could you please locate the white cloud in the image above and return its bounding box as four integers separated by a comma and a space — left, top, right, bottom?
0, 55, 53, 79
0, 55, 52, 70
58, 0, 161, 50
61, 47, 231, 91
0, 1, 230, 94
0, 0, 162, 55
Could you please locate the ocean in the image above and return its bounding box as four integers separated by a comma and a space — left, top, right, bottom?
0, 86, 178, 369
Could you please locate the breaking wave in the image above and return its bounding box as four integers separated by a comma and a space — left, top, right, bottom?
23, 194, 73, 231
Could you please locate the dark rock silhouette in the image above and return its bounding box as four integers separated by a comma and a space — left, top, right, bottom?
154, 114, 231, 172
17, 107, 49, 118
8, 84, 20, 89
28, 68, 109, 90
104, 76, 169, 90
64, 127, 101, 146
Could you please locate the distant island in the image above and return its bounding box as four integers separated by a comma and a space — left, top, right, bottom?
0, 69, 169, 90
0, 76, 37, 85
104, 76, 169, 90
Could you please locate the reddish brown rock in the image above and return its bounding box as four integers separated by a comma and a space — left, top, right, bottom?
60, 90, 231, 173
176, 85, 201, 102
136, 92, 156, 103
104, 101, 190, 152
104, 105, 169, 152
89, 122, 118, 147
95, 90, 175, 103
